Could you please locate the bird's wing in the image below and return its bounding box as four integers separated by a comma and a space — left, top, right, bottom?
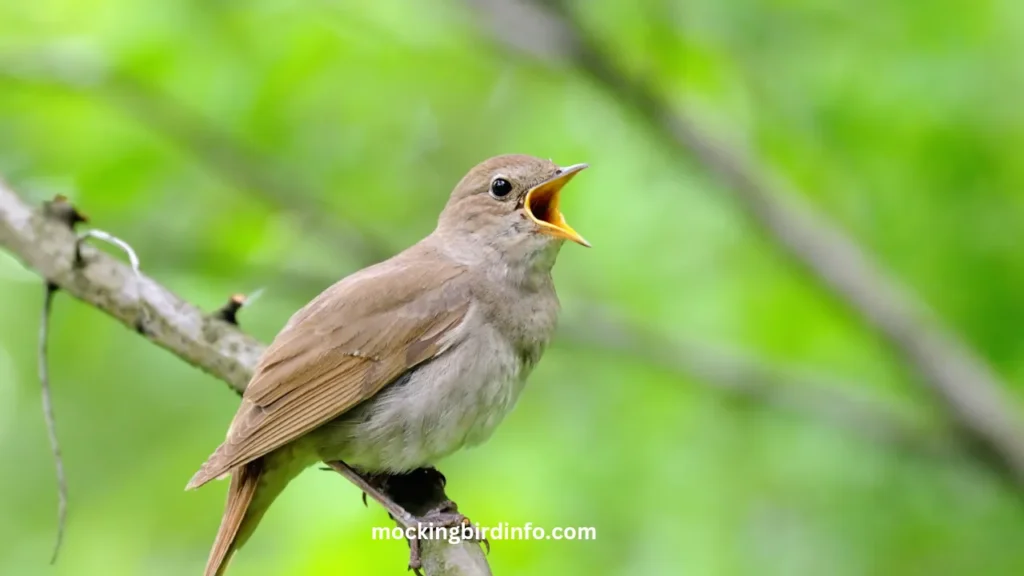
188, 257, 470, 488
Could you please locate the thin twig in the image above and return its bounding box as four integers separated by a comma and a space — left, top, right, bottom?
210, 289, 264, 326
76, 229, 140, 272
33, 212, 147, 564
75, 228, 148, 328
38, 281, 66, 563
211, 294, 247, 326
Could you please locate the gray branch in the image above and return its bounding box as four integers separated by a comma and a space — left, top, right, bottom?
0, 180, 489, 575
469, 0, 1024, 484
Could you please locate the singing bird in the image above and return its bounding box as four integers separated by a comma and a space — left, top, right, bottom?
187, 154, 589, 575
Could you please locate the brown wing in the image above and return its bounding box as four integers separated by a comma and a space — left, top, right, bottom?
187, 257, 469, 489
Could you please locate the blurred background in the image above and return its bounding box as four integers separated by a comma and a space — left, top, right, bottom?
2, 0, 1024, 574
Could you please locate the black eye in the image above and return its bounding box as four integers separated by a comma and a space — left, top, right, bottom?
490, 178, 513, 198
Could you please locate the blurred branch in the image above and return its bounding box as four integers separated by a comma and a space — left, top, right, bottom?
0, 46, 393, 264
561, 309, 966, 458
0, 181, 489, 575
468, 0, 1024, 484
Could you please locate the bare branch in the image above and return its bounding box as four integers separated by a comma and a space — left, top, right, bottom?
560, 309, 960, 460
1, 180, 260, 393
0, 181, 487, 574
468, 0, 1024, 485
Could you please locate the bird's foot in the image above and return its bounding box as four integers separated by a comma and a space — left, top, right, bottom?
418, 501, 489, 555
325, 462, 487, 573
420, 498, 472, 535
405, 506, 487, 574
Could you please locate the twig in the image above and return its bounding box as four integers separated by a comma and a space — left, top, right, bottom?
211, 289, 265, 326
35, 194, 91, 563
76, 229, 140, 272
469, 0, 1024, 486
38, 281, 66, 563
211, 294, 245, 326
76, 228, 149, 333
34, 203, 147, 563
0, 181, 488, 575
42, 195, 88, 228
559, 309, 960, 460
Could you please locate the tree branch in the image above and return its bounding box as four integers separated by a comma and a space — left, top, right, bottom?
469, 0, 1024, 486
560, 310, 963, 459
0, 180, 489, 575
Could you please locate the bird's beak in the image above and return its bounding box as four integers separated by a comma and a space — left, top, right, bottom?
524, 163, 590, 247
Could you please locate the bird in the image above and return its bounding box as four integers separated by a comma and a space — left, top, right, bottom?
186, 154, 589, 576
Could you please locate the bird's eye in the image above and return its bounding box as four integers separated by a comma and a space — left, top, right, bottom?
490, 178, 513, 198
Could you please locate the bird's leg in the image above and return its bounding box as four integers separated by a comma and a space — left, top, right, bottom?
398, 468, 489, 553
359, 471, 391, 508
324, 462, 434, 574
326, 462, 489, 571
325, 461, 420, 527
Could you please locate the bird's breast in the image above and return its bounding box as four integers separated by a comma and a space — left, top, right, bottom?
314, 317, 541, 473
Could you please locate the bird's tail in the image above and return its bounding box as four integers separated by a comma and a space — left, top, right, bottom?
199, 445, 316, 576
205, 459, 264, 576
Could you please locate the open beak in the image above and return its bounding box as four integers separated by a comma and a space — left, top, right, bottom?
524, 163, 590, 247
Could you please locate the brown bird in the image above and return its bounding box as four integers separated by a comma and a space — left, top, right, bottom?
186, 154, 589, 575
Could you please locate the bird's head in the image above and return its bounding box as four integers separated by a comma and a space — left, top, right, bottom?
437, 155, 589, 264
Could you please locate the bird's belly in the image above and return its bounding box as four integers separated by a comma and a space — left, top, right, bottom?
312, 334, 529, 473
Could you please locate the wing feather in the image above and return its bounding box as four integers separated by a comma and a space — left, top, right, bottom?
187, 257, 469, 489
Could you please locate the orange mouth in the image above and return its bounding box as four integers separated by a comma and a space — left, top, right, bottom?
524, 163, 590, 247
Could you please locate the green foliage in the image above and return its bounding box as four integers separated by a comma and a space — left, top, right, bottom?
1, 0, 1022, 574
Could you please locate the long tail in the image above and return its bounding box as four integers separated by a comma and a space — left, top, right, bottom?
198, 446, 315, 576
205, 459, 264, 576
